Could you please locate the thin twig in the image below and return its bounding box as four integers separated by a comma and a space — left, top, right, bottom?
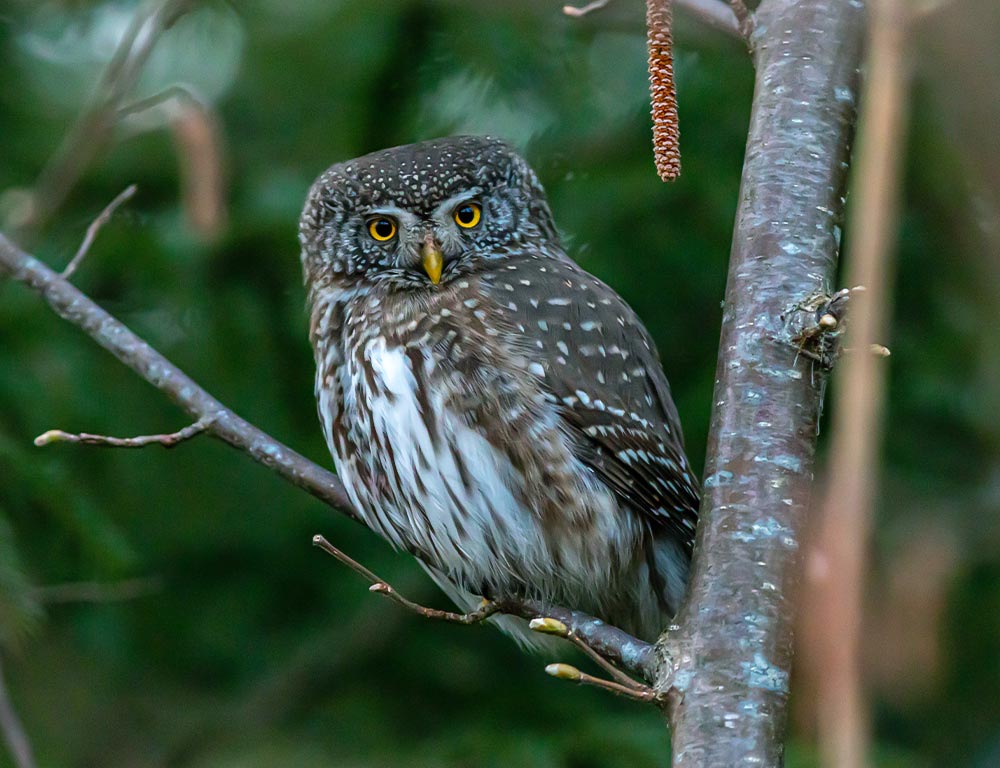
728, 0, 756, 42
563, 0, 613, 16
545, 663, 658, 703
62, 185, 138, 279
568, 632, 647, 688
529, 617, 647, 690
312, 535, 500, 624
313, 534, 660, 690
34, 415, 212, 449
20, 0, 193, 236
117, 84, 203, 120
317, 532, 661, 702
32, 577, 162, 604
560, 0, 742, 39
0, 655, 35, 768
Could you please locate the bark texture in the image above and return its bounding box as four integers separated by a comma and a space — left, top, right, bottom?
659, 1, 866, 765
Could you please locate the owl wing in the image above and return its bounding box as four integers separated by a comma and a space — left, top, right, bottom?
488, 256, 700, 551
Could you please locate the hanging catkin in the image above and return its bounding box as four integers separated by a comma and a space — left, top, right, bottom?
646, 0, 681, 181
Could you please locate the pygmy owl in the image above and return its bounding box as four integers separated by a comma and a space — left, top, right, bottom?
299, 136, 699, 644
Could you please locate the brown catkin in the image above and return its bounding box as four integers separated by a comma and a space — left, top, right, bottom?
646, 0, 681, 181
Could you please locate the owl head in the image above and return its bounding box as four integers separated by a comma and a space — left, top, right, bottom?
299, 136, 559, 293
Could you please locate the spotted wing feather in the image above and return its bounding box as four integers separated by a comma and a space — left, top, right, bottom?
483, 254, 700, 551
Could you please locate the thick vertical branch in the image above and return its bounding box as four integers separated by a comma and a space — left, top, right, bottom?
659, 1, 865, 765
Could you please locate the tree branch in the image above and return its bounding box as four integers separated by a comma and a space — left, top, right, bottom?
313, 535, 657, 684
0, 656, 35, 768
562, 0, 742, 39
62, 184, 137, 279
657, 0, 866, 764
0, 232, 358, 521
728, 0, 756, 42
312, 535, 502, 625
34, 416, 212, 449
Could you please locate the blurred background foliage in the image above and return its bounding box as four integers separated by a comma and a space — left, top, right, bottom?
0, 0, 997, 766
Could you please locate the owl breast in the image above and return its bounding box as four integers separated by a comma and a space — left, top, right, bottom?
316, 287, 645, 609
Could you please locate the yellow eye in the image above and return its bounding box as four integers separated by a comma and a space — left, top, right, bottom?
453, 202, 482, 229
367, 217, 397, 241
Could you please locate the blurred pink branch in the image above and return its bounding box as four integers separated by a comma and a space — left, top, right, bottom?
812, 0, 913, 764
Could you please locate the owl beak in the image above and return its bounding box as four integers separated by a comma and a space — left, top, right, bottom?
421, 239, 443, 285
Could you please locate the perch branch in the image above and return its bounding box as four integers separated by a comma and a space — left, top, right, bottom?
35, 416, 212, 449
313, 536, 659, 686
312, 535, 501, 625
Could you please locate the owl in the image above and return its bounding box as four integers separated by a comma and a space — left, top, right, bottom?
299, 136, 699, 645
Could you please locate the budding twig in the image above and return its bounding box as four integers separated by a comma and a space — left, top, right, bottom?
529, 617, 646, 690
312, 535, 501, 624
545, 663, 658, 703
312, 535, 664, 693
34, 415, 214, 449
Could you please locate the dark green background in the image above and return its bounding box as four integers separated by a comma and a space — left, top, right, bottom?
1, 1, 998, 766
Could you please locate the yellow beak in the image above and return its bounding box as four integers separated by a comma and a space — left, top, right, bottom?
421, 242, 443, 285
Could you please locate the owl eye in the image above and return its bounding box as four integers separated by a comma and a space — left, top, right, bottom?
367, 217, 397, 242
453, 202, 482, 229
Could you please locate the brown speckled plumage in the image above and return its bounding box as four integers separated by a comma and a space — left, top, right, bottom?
299, 136, 698, 643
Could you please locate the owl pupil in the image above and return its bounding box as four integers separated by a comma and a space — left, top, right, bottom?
457, 206, 474, 223
373, 219, 393, 237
